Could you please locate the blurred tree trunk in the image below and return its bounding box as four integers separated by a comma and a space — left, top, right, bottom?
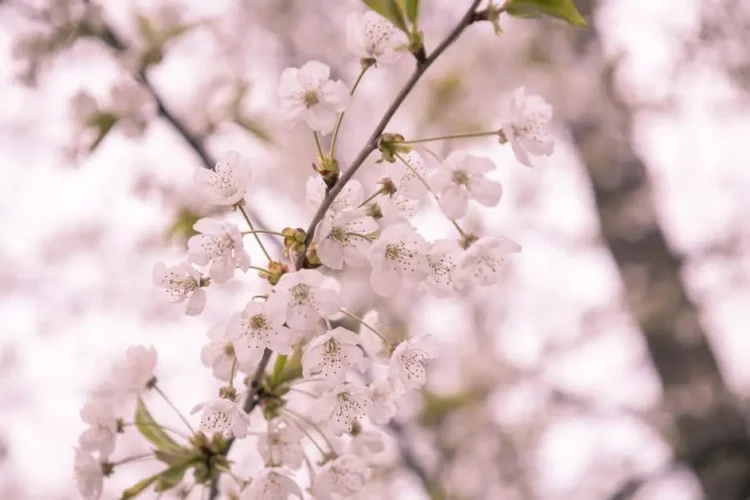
569, 1, 750, 498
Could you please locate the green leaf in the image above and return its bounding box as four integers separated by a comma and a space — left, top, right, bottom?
153, 461, 193, 492
121, 475, 159, 500
363, 0, 408, 33
134, 397, 184, 454
404, 0, 419, 24
505, 0, 588, 27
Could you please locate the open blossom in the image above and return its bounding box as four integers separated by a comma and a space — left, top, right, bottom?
346, 11, 404, 64
368, 380, 397, 424
367, 223, 429, 297
302, 327, 368, 386
78, 401, 118, 458
188, 218, 250, 283
425, 239, 462, 297
109, 81, 151, 138
499, 86, 554, 167
312, 455, 370, 499
74, 448, 103, 500
311, 381, 372, 436
153, 261, 206, 316
111, 345, 157, 394
389, 334, 438, 393
370, 193, 418, 229
278, 60, 350, 134
314, 208, 378, 270
270, 269, 341, 333
307, 177, 363, 212
191, 398, 250, 439
382, 151, 429, 200
257, 418, 304, 469
456, 236, 521, 286
241, 468, 303, 500
229, 302, 293, 366
200, 323, 252, 381
429, 152, 503, 219
194, 151, 250, 206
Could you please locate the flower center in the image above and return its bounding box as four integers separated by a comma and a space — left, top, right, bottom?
385, 244, 400, 260
303, 90, 319, 107
290, 283, 310, 303
250, 314, 268, 330
330, 226, 348, 242
451, 170, 469, 185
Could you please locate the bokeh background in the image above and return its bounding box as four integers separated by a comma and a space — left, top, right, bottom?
1, 0, 750, 499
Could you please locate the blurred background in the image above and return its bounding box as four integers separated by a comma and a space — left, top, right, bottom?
1, 0, 749, 498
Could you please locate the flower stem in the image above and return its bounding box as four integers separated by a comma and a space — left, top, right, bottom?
344, 232, 374, 242
400, 130, 498, 145
238, 202, 273, 263
282, 408, 332, 456
153, 384, 196, 434
394, 152, 467, 238
357, 188, 385, 208
228, 357, 238, 390
249, 265, 271, 275
112, 452, 154, 466
242, 229, 288, 238
313, 131, 325, 158
330, 65, 371, 155
340, 309, 392, 346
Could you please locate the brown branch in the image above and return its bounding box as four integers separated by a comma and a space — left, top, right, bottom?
295, 0, 483, 269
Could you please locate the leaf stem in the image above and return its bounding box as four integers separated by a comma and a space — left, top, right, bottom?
238, 202, 273, 263
153, 385, 196, 434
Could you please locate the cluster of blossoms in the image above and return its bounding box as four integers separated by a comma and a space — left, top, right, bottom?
73, 4, 557, 500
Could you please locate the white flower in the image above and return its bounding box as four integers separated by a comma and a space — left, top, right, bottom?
429, 152, 503, 220
368, 380, 397, 424
193, 151, 251, 206
367, 223, 429, 297
312, 455, 370, 499
389, 334, 438, 393
152, 261, 206, 316
70, 90, 99, 125
425, 239, 461, 297
302, 327, 367, 386
311, 382, 372, 436
257, 418, 304, 469
188, 218, 250, 283
74, 448, 103, 500
382, 151, 429, 200
191, 398, 250, 439
228, 301, 293, 366
349, 431, 389, 464
78, 401, 117, 458
241, 468, 303, 500
307, 177, 363, 212
499, 86, 554, 167
371, 194, 418, 229
270, 269, 342, 333
111, 345, 157, 394
456, 236, 521, 286
109, 81, 151, 138
346, 11, 404, 65
278, 61, 350, 134
314, 208, 378, 270
200, 323, 252, 382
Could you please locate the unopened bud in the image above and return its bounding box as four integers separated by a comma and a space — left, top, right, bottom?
282, 227, 307, 256
314, 154, 340, 188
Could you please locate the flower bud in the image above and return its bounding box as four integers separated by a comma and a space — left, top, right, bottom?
314, 154, 340, 189
264, 261, 288, 285
282, 227, 307, 256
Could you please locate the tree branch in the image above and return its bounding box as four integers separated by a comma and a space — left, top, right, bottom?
295, 0, 483, 269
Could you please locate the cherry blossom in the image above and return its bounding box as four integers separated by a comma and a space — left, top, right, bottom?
314, 208, 378, 270
429, 152, 503, 220
367, 223, 429, 297
109, 81, 151, 138
278, 60, 350, 134
346, 11, 405, 65
312, 381, 372, 436
389, 334, 438, 393
307, 177, 363, 212
302, 327, 368, 386
456, 236, 521, 286
228, 301, 293, 366
257, 418, 304, 469
188, 218, 250, 283
349, 431, 389, 463
425, 238, 462, 297
241, 468, 303, 500
193, 151, 251, 206
270, 269, 342, 333
152, 261, 206, 316
78, 401, 118, 458
111, 345, 157, 394
311, 454, 370, 499
200, 323, 250, 381
498, 86, 555, 167
370, 192, 419, 228
368, 380, 398, 425
74, 448, 103, 500
382, 151, 429, 200
191, 398, 250, 439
